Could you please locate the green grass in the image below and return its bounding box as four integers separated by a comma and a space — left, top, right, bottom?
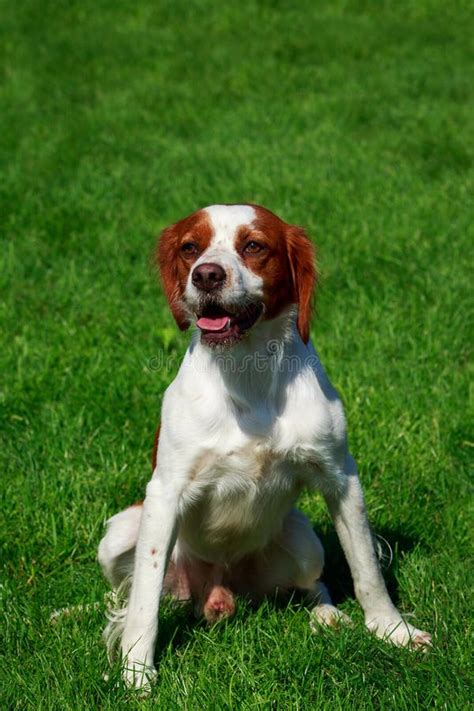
1, 0, 473, 708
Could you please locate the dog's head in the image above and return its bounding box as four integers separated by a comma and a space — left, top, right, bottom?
157, 204, 316, 348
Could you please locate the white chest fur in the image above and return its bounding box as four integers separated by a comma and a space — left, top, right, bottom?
162, 331, 349, 563
178, 437, 308, 561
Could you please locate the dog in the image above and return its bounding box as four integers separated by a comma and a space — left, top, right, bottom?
98, 203, 431, 688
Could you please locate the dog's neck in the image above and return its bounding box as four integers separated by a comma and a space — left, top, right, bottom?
188, 306, 309, 411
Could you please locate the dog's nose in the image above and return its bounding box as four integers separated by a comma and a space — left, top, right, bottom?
192, 262, 226, 292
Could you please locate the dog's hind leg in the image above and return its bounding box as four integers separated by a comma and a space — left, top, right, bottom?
98, 504, 144, 661
230, 508, 325, 598
258, 508, 326, 596
98, 503, 187, 597
98, 504, 143, 589
231, 508, 351, 629
307, 581, 352, 631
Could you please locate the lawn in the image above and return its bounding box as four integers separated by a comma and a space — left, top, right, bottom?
1, 0, 473, 708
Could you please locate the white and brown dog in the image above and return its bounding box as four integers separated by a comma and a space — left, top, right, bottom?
98, 204, 431, 688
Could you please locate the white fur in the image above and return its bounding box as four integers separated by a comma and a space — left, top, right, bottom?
184, 204, 263, 315
99, 205, 431, 689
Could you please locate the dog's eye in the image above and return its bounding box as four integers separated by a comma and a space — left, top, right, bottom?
180, 242, 199, 256
243, 240, 264, 255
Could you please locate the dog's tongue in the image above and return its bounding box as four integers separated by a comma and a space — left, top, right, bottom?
196, 315, 230, 332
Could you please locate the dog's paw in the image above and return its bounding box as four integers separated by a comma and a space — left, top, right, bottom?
121, 659, 156, 692
309, 604, 352, 632
366, 615, 432, 650
203, 585, 236, 624
120, 636, 156, 691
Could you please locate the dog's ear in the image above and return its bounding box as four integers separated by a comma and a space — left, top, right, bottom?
157, 225, 190, 331
285, 226, 317, 344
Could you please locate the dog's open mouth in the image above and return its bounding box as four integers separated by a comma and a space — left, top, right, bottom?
195, 302, 263, 346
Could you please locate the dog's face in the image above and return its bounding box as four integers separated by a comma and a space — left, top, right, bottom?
158, 204, 316, 347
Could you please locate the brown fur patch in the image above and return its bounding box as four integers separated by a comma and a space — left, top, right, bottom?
235, 204, 317, 342
151, 423, 161, 471
156, 210, 213, 330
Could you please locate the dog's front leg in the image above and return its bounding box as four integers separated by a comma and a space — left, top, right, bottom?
120, 473, 180, 689
323, 455, 431, 648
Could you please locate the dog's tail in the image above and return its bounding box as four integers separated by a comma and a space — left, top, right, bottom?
102, 579, 132, 662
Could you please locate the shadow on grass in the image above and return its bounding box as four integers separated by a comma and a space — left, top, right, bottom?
318, 526, 418, 606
